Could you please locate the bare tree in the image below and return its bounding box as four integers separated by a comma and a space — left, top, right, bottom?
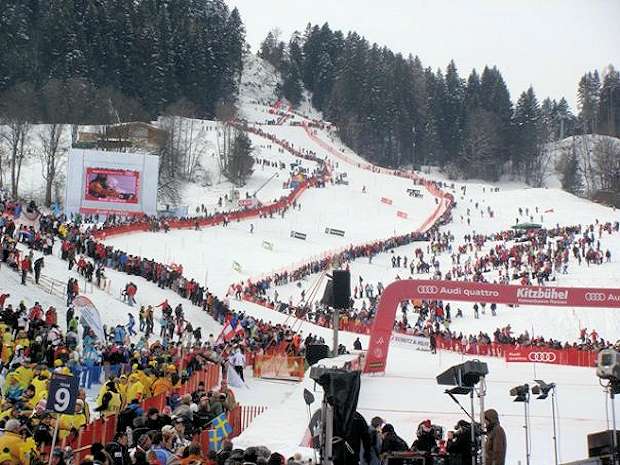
0, 82, 38, 198
215, 101, 238, 183
38, 124, 66, 206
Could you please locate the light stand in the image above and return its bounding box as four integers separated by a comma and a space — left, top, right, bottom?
444, 387, 477, 465
510, 384, 531, 465
532, 380, 559, 465
477, 377, 487, 465
605, 381, 620, 465
437, 361, 489, 465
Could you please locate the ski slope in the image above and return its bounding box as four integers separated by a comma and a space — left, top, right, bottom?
5, 54, 620, 465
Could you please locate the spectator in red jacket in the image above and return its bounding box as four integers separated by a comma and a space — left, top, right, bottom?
0, 293, 9, 310
20, 256, 31, 285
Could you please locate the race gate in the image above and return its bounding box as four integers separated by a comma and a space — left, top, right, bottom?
364, 279, 620, 373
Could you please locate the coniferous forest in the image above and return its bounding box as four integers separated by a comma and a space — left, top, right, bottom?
1, 2, 619, 185
0, 0, 245, 120
262, 24, 620, 183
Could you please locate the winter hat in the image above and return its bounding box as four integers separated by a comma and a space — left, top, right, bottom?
267, 452, 284, 465
381, 424, 395, 434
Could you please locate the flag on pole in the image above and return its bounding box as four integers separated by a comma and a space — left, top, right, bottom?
208, 429, 223, 451
212, 413, 233, 439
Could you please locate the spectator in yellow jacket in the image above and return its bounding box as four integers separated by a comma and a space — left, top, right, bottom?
0, 419, 30, 465
126, 374, 145, 403
58, 399, 87, 440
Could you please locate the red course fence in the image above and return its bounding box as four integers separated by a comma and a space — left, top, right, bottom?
435, 336, 597, 368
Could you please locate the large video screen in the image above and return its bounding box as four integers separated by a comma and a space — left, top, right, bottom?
65, 149, 159, 216
84, 167, 140, 204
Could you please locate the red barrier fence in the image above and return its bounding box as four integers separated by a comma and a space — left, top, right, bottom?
434, 336, 597, 368
228, 405, 268, 438
93, 180, 311, 240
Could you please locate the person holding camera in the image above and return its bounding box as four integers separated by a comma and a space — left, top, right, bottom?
411, 420, 438, 454
446, 420, 473, 465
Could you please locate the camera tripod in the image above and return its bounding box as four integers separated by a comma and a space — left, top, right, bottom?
445, 376, 487, 465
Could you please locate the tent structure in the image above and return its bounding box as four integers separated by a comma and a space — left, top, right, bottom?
511, 222, 542, 230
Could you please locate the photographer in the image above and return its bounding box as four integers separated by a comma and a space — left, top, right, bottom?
411, 420, 438, 454
446, 420, 473, 465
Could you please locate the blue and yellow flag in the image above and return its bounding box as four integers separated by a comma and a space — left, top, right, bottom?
208, 429, 223, 451
212, 412, 233, 439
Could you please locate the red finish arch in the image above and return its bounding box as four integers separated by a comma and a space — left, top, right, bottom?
364, 279, 620, 373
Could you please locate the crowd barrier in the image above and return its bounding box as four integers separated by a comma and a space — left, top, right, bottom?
228, 405, 268, 438
435, 336, 597, 368
92, 180, 310, 241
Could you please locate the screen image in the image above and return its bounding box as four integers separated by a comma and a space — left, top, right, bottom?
84, 167, 140, 204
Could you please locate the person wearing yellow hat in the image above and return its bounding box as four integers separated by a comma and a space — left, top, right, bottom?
125, 374, 145, 403
117, 375, 129, 408
94, 381, 121, 418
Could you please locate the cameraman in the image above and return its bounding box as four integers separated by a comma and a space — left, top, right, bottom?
446, 420, 473, 465
411, 420, 438, 454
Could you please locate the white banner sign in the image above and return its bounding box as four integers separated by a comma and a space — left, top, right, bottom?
73, 295, 106, 341
390, 333, 431, 351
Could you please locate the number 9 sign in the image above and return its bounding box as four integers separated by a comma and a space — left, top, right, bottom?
47, 374, 79, 414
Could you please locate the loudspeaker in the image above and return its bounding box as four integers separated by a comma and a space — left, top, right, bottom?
332, 270, 351, 310
306, 344, 330, 366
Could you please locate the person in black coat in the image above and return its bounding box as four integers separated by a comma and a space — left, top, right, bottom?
446, 420, 473, 465
105, 431, 131, 465
411, 420, 437, 454
380, 423, 409, 455
335, 411, 372, 465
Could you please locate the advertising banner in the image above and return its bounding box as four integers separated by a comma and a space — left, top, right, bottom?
73, 295, 106, 341
380, 197, 393, 205
390, 333, 431, 351
397, 211, 408, 219
84, 167, 140, 204
504, 346, 596, 366
505, 347, 563, 365
364, 279, 620, 374
239, 198, 259, 208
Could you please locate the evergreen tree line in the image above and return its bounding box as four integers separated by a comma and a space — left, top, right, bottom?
0, 0, 245, 121
261, 24, 620, 184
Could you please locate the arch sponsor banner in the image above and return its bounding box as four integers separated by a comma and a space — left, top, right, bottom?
364, 279, 620, 374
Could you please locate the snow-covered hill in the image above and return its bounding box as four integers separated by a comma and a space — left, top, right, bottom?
3, 54, 620, 465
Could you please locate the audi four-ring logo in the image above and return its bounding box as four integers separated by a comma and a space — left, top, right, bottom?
528, 352, 557, 362
417, 285, 439, 294
585, 293, 606, 302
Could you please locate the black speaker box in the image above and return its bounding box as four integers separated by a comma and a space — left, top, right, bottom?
306, 344, 330, 366
332, 270, 350, 310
